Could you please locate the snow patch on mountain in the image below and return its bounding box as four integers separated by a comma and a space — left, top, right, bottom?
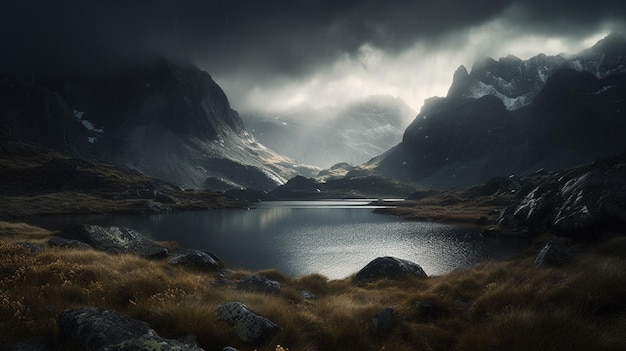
450, 33, 626, 110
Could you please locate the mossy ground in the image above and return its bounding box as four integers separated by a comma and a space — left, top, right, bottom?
1, 221, 625, 350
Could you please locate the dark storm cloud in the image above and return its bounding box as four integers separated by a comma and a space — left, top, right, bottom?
1, 0, 625, 80
0, 0, 505, 77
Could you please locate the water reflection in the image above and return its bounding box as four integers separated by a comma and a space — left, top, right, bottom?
31, 201, 529, 279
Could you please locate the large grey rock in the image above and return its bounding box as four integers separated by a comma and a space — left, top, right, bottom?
498, 153, 626, 239
235, 274, 281, 294
58, 307, 203, 351
534, 241, 575, 268
168, 249, 219, 271
216, 302, 279, 343
551, 158, 626, 238
551, 174, 596, 238
60, 224, 168, 259
354, 256, 427, 283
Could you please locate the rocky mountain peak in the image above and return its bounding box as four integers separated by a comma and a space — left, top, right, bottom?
443, 33, 626, 111
446, 65, 470, 98
365, 34, 626, 190
84, 58, 244, 140
587, 32, 626, 55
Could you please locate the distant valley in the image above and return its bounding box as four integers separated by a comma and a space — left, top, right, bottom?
241, 95, 415, 168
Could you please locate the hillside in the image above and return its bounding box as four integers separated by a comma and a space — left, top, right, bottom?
0, 139, 243, 218
365, 34, 626, 190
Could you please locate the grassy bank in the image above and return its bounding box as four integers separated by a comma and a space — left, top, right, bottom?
0, 140, 245, 219
372, 187, 516, 226
1, 221, 625, 350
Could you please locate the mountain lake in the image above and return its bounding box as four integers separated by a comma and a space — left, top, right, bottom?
32, 200, 530, 279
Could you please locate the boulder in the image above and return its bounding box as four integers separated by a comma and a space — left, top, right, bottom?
216, 302, 279, 343
372, 307, 393, 334
60, 224, 168, 259
57, 307, 204, 351
498, 153, 626, 239
235, 274, 281, 294
47, 236, 92, 249
497, 180, 559, 237
551, 174, 596, 238
534, 241, 575, 268
354, 256, 427, 283
168, 249, 219, 271
552, 157, 626, 238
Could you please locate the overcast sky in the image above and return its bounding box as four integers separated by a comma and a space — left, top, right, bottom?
2, 1, 625, 115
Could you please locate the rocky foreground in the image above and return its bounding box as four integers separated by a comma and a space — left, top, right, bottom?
1, 217, 624, 350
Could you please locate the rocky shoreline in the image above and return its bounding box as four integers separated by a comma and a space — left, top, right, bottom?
376, 152, 626, 241
1, 143, 625, 350
3, 216, 624, 350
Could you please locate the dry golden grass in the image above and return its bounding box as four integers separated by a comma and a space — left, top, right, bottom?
1, 223, 625, 350
0, 221, 55, 243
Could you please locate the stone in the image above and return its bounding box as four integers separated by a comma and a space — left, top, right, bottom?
534, 241, 575, 268
47, 236, 92, 249
300, 290, 317, 299
497, 180, 559, 237
235, 274, 281, 294
551, 174, 596, 238
498, 153, 626, 239
12, 241, 44, 254
216, 302, 279, 344
354, 256, 427, 283
168, 249, 219, 271
60, 224, 168, 259
57, 307, 204, 351
372, 307, 393, 334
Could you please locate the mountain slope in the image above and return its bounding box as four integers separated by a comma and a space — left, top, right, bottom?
366, 34, 626, 190
447, 32, 626, 110
1, 59, 317, 190
0, 139, 242, 218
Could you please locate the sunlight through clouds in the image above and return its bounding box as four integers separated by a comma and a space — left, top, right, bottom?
219, 26, 614, 116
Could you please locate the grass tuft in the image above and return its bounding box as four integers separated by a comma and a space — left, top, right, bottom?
0, 222, 625, 350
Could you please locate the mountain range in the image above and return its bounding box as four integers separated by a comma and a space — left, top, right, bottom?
1, 34, 626, 196
364, 33, 626, 189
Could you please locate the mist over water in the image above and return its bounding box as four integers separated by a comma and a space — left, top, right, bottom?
34, 201, 529, 279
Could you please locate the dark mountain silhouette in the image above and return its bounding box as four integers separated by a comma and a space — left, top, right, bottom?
0, 59, 317, 190
365, 34, 626, 189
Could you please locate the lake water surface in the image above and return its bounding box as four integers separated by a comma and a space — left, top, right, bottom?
33, 200, 529, 279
